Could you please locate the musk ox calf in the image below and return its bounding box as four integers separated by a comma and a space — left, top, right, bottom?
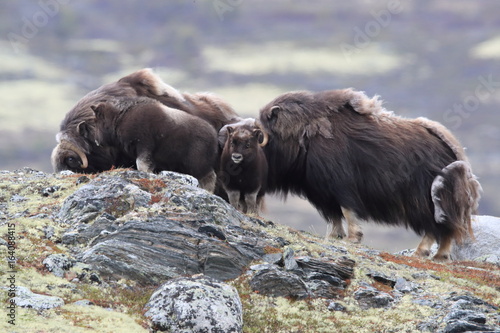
52, 68, 239, 174
87, 97, 218, 191
218, 119, 269, 215
259, 88, 481, 261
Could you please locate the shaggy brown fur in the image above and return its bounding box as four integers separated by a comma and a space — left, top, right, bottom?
52, 68, 239, 174
90, 97, 218, 191
259, 88, 481, 261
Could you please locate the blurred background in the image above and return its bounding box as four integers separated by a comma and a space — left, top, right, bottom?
1, 0, 498, 252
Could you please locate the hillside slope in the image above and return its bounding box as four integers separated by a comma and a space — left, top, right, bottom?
0, 168, 499, 332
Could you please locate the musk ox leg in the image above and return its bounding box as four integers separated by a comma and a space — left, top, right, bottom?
226, 190, 242, 212
433, 236, 453, 262
244, 189, 260, 216
325, 217, 346, 240
414, 233, 435, 258
342, 207, 363, 243
256, 195, 265, 214
199, 170, 217, 193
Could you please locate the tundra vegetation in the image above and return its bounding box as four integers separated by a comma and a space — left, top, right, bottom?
0, 168, 499, 332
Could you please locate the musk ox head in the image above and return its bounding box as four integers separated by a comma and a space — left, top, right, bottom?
51, 103, 123, 173
218, 118, 268, 153
222, 124, 267, 165
51, 135, 89, 172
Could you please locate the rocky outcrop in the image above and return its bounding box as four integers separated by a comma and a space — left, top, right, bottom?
57, 170, 273, 284
249, 248, 354, 299
0, 168, 499, 332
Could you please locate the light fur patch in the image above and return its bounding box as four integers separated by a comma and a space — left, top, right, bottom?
136, 156, 153, 173
414, 117, 468, 162
344, 88, 394, 119
141, 68, 185, 103
159, 104, 188, 124
431, 174, 447, 224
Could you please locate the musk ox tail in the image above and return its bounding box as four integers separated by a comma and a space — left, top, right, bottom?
431, 160, 482, 243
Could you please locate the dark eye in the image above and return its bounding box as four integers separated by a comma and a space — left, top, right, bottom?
245, 143, 250, 148
66, 157, 80, 168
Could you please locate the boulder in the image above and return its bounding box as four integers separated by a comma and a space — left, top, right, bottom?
42, 253, 75, 278
10, 286, 64, 311
144, 275, 243, 333
452, 215, 500, 263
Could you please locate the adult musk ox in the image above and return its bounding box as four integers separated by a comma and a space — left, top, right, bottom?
90, 97, 218, 191
218, 118, 269, 214
52, 68, 239, 174
259, 88, 481, 261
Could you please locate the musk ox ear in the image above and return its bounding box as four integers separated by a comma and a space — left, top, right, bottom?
218, 125, 233, 148
76, 121, 91, 139
268, 105, 281, 120
90, 103, 105, 118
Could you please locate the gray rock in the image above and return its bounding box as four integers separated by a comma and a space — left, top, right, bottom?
10, 194, 27, 202
250, 267, 309, 299
43, 226, 55, 239
249, 263, 277, 271
442, 320, 498, 333
43, 254, 75, 278
262, 252, 282, 265
159, 170, 198, 187
144, 275, 242, 333
55, 171, 271, 284
73, 299, 95, 306
12, 286, 64, 310
327, 301, 346, 311
249, 254, 352, 300
62, 213, 118, 245
58, 172, 152, 225
306, 272, 346, 288
307, 279, 343, 299
80, 217, 265, 284
354, 286, 394, 309
367, 271, 396, 287
283, 247, 299, 271
394, 277, 419, 294
444, 309, 486, 324
296, 256, 355, 279
452, 215, 500, 263
164, 182, 246, 226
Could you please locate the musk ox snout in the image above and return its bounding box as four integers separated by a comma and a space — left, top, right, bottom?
231, 153, 243, 164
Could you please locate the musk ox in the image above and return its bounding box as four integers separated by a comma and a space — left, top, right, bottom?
52, 68, 239, 174
218, 118, 269, 214
259, 88, 481, 261
89, 97, 218, 191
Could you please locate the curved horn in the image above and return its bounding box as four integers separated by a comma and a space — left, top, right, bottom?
60, 140, 88, 169
255, 120, 269, 147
